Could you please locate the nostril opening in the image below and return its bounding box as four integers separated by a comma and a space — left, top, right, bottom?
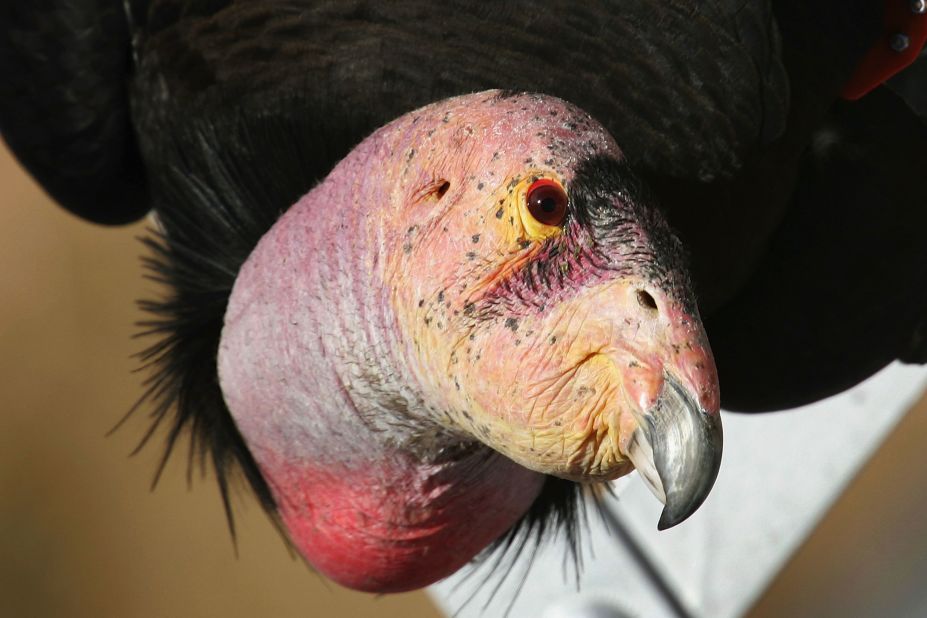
637, 290, 658, 312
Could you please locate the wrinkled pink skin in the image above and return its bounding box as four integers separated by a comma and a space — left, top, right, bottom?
218, 92, 719, 592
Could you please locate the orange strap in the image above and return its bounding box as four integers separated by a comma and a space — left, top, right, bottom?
842, 1, 927, 100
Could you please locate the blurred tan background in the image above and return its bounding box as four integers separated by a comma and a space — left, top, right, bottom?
2, 140, 925, 618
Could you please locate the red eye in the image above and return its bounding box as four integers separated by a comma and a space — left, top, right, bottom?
526, 179, 568, 227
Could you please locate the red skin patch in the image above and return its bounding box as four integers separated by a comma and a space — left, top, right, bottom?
263, 450, 543, 592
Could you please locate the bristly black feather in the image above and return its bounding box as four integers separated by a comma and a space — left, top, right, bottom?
126, 189, 280, 536
453, 481, 614, 616
123, 103, 318, 533
129, 229, 277, 535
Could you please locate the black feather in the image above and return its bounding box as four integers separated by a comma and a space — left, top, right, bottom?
0, 0, 149, 224
708, 87, 927, 411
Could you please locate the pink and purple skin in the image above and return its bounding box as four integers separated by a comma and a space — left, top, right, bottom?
217, 91, 720, 592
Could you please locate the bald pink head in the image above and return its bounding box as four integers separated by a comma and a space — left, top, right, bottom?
218, 91, 721, 590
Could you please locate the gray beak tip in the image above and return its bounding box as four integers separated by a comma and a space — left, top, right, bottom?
657, 498, 703, 531
627, 374, 723, 531
657, 510, 676, 531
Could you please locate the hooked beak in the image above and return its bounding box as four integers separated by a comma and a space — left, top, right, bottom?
626, 373, 723, 530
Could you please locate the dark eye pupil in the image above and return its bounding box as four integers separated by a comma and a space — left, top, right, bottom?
540, 197, 556, 213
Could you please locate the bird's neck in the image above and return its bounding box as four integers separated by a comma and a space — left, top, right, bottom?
217, 135, 543, 591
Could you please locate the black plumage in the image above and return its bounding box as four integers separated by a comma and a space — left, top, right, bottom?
1, 0, 925, 587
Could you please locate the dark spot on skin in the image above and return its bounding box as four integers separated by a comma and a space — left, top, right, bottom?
407, 149, 415, 161
443, 112, 451, 123
455, 380, 460, 391
520, 240, 531, 249
472, 234, 480, 244
477, 182, 484, 190
427, 128, 435, 137
466, 251, 477, 260
438, 290, 445, 303
525, 158, 534, 164
492, 151, 500, 160
629, 360, 640, 368
403, 242, 412, 254
407, 225, 418, 235
549, 335, 557, 345
464, 303, 475, 316
550, 110, 558, 116
495, 207, 504, 219
576, 386, 596, 397
515, 339, 521, 346
425, 317, 432, 326
544, 159, 554, 166
437, 321, 444, 329
505, 317, 519, 332
418, 299, 425, 307
436, 181, 450, 199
